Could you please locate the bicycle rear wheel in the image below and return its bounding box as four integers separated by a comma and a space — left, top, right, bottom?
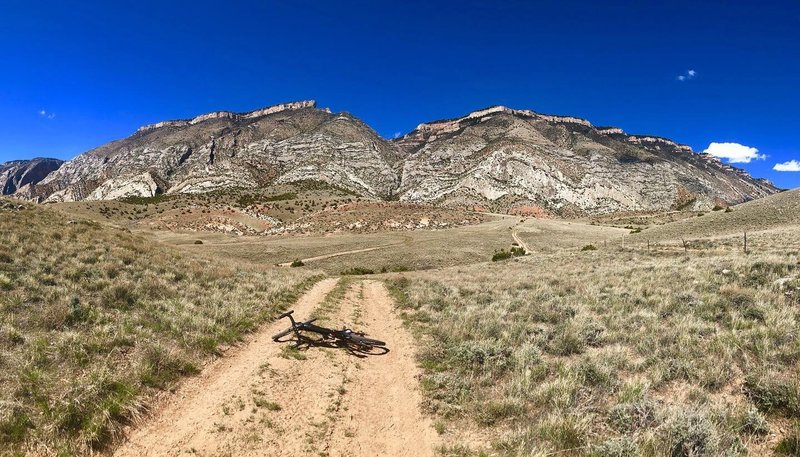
346, 334, 386, 347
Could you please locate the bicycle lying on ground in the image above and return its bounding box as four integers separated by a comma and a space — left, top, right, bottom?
272, 310, 389, 355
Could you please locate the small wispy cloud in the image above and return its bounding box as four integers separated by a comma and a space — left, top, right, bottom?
393, 131, 402, 139
39, 109, 56, 119
774, 160, 800, 172
703, 142, 766, 163
677, 69, 697, 81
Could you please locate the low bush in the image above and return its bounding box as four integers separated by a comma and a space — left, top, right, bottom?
492, 250, 513, 261
341, 267, 375, 275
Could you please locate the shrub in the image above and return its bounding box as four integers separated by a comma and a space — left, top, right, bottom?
743, 374, 800, 417
737, 406, 770, 436
290, 259, 304, 267
341, 267, 374, 275
510, 246, 526, 257
658, 410, 720, 457
581, 244, 597, 251
608, 399, 657, 432
193, 240, 203, 245
492, 250, 512, 261
591, 437, 639, 457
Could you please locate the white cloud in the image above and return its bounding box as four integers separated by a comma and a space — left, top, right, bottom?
703, 142, 766, 163
39, 109, 55, 119
393, 131, 402, 139
774, 160, 800, 172
677, 69, 697, 81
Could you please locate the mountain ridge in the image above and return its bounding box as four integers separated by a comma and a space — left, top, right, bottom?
4, 101, 779, 215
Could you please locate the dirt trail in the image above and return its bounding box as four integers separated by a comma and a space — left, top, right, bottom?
277, 244, 398, 266
512, 226, 531, 253
113, 278, 438, 457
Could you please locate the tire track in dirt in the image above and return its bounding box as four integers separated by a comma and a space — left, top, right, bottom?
326, 280, 440, 456
113, 278, 341, 457
113, 278, 438, 456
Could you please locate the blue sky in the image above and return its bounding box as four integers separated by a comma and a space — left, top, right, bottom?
1, 0, 798, 188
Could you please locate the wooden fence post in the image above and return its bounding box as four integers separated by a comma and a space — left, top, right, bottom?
681, 238, 688, 253
744, 231, 748, 254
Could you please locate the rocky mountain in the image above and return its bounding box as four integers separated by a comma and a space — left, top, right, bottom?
10, 101, 779, 215
1, 158, 63, 196
21, 101, 400, 203
395, 106, 777, 215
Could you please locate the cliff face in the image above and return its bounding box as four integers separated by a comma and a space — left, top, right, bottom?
12, 102, 779, 215
26, 101, 402, 202
0, 158, 64, 198
395, 106, 777, 215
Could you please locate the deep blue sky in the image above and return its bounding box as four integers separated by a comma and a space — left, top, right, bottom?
2, 0, 799, 188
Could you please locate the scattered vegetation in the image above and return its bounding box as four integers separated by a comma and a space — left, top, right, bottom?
389, 231, 800, 455
290, 259, 305, 267
492, 246, 526, 262
340, 267, 375, 275
0, 200, 315, 454
118, 194, 174, 205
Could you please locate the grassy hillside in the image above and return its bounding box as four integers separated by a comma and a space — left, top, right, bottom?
629, 189, 800, 243
0, 199, 316, 455
390, 232, 800, 455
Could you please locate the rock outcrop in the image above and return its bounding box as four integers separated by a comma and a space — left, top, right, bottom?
395, 106, 777, 215
0, 158, 63, 197
11, 102, 779, 215
24, 101, 401, 203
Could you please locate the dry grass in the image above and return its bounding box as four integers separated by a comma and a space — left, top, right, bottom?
389, 230, 800, 456
628, 189, 800, 243
155, 216, 624, 274
0, 199, 317, 455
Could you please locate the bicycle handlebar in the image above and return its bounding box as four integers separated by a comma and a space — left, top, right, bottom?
277, 310, 294, 319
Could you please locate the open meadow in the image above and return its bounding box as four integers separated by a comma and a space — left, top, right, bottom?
1, 189, 798, 456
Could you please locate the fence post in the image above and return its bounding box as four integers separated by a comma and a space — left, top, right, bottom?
744, 231, 748, 254
681, 238, 688, 253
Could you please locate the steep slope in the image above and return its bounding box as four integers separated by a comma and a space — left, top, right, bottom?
25, 101, 402, 202
0, 157, 63, 196
395, 106, 778, 215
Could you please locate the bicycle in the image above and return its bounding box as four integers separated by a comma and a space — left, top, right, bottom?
272, 310, 389, 355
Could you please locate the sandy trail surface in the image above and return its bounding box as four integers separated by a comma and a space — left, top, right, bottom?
113, 278, 438, 457
277, 245, 397, 266
511, 229, 530, 252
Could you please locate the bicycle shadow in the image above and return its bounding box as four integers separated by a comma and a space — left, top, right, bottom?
280, 335, 390, 358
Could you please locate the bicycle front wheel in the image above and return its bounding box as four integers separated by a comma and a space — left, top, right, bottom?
272, 327, 295, 342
